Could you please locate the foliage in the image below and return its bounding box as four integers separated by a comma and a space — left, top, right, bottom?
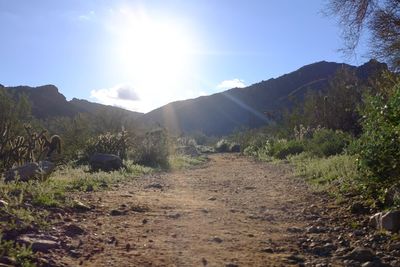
272, 139, 305, 159
215, 139, 230, 152
132, 128, 170, 168
0, 90, 33, 172
286, 69, 366, 135
82, 131, 130, 163
42, 114, 92, 161
327, 0, 400, 69
290, 153, 359, 192
354, 80, 400, 194
169, 155, 208, 170
307, 128, 352, 157
0, 236, 35, 267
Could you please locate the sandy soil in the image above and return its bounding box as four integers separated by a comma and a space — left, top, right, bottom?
49, 154, 348, 267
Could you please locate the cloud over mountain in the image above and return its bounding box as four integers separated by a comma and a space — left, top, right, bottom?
216, 79, 246, 90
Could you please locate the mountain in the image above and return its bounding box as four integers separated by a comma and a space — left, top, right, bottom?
139, 60, 388, 136
3, 85, 143, 119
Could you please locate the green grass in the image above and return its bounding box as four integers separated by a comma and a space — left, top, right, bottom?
289, 152, 359, 193
168, 155, 209, 170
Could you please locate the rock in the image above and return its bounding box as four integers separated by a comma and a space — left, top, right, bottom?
361, 260, 387, 267
73, 200, 91, 211
306, 225, 327, 233
369, 213, 382, 228
211, 236, 223, 243
110, 209, 126, 216
176, 145, 201, 157
4, 161, 55, 182
229, 143, 241, 153
384, 186, 400, 206
287, 227, 303, 233
131, 205, 150, 213
226, 264, 239, 267
208, 197, 217, 201
381, 210, 400, 232
64, 224, 85, 236
201, 258, 207, 266
260, 247, 274, 253
89, 153, 123, 172
350, 202, 369, 214
345, 247, 375, 262
286, 254, 305, 263
145, 183, 163, 189
167, 213, 181, 219
18, 235, 59, 252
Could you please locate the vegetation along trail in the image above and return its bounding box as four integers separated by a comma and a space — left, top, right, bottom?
48, 154, 373, 267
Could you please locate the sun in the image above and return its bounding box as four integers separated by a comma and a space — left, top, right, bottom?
109, 8, 195, 102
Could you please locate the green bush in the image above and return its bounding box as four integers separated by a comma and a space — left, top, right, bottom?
307, 128, 351, 157
355, 81, 400, 191
132, 128, 170, 168
81, 131, 129, 163
272, 139, 305, 159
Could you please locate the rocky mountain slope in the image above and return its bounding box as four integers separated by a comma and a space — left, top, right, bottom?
3, 85, 143, 119
138, 60, 387, 135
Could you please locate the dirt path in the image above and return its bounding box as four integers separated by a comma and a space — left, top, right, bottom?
49, 154, 362, 266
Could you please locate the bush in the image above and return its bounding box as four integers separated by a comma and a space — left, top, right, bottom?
81, 131, 129, 163
132, 128, 170, 168
272, 139, 305, 159
307, 128, 351, 157
215, 139, 230, 152
354, 81, 400, 192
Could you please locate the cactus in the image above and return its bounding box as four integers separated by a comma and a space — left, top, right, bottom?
0, 124, 61, 172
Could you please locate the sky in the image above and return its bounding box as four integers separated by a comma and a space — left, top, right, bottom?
0, 0, 370, 113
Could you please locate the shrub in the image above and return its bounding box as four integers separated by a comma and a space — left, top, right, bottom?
307, 128, 351, 157
272, 139, 305, 159
81, 131, 129, 163
215, 139, 230, 152
354, 81, 400, 192
132, 128, 170, 168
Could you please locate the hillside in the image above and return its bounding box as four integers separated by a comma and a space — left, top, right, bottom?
139, 60, 387, 135
3, 85, 143, 119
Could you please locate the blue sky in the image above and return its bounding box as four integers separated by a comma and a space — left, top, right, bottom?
0, 0, 369, 112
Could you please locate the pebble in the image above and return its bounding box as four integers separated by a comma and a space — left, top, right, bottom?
64, 223, 85, 237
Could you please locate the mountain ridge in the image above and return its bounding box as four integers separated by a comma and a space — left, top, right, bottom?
138, 60, 387, 135
1, 60, 387, 135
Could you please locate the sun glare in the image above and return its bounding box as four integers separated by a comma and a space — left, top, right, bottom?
108, 8, 195, 105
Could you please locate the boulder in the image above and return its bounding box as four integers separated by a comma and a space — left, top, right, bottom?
4, 161, 55, 182
345, 247, 375, 262
18, 234, 59, 252
369, 210, 400, 233
381, 210, 400, 232
229, 143, 241, 153
89, 153, 123, 172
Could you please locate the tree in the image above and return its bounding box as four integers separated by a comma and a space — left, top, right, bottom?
328, 0, 400, 69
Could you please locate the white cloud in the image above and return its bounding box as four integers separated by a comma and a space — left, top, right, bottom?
78, 10, 95, 21
90, 84, 140, 111
216, 78, 246, 90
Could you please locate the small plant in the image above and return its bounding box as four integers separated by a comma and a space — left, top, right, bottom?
132, 128, 170, 168
0, 236, 35, 267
